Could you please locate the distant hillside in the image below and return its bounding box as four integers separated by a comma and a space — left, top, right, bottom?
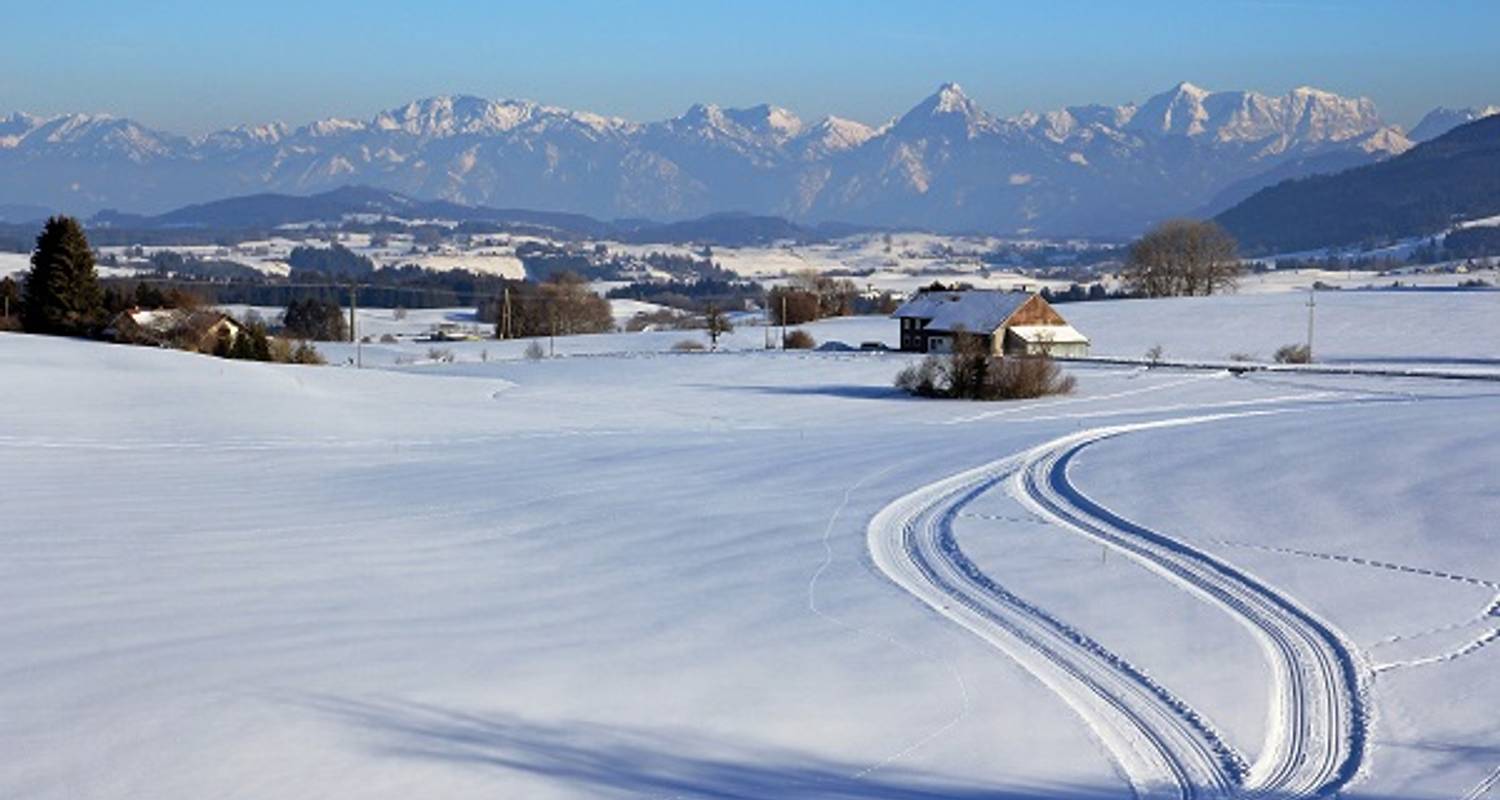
93, 186, 618, 238
85, 186, 852, 246
1217, 115, 1500, 253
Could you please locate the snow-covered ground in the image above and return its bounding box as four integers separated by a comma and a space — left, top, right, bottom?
1, 292, 1497, 799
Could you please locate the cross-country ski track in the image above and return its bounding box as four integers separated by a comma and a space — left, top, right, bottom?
868, 406, 1370, 799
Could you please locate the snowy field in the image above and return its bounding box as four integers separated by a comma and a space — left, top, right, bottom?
1, 292, 1498, 799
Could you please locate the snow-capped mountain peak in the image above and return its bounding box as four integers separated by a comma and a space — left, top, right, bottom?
1409, 105, 1500, 142
372, 95, 540, 137
894, 82, 997, 139
304, 117, 367, 137
0, 81, 1422, 234
790, 115, 875, 158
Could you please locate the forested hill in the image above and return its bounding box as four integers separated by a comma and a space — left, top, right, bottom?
1216, 115, 1500, 254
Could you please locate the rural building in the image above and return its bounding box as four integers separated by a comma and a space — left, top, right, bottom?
892, 290, 1090, 357
110, 308, 247, 352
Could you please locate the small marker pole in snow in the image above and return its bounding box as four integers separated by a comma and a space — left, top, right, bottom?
350, 281, 361, 369
549, 307, 556, 358
1306, 287, 1317, 361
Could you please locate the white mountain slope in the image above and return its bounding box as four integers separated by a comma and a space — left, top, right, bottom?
1409, 105, 1500, 142
0, 82, 1423, 234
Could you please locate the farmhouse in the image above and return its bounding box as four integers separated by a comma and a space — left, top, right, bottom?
110, 308, 247, 352
892, 289, 1090, 357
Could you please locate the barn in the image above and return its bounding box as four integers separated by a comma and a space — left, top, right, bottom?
892, 290, 1090, 357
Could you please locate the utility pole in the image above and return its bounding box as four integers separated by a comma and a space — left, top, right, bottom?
1305, 287, 1316, 361
501, 286, 513, 340
781, 295, 788, 349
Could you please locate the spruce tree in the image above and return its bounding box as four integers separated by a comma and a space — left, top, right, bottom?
21, 217, 105, 336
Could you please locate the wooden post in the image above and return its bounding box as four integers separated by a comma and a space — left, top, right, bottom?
502, 286, 513, 340
780, 295, 787, 350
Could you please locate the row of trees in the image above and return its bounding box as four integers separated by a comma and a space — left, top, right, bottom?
281, 298, 348, 341
767, 270, 863, 325
484, 273, 615, 339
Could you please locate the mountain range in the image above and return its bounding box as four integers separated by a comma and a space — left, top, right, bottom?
2, 83, 1492, 236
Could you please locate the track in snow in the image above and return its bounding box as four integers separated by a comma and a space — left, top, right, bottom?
869, 454, 1243, 800
868, 409, 1369, 799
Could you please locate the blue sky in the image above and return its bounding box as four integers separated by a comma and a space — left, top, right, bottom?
2, 0, 1496, 133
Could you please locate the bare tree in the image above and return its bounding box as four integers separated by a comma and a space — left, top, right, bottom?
704, 303, 733, 349
1122, 219, 1242, 297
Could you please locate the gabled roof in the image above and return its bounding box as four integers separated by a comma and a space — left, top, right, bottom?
891, 290, 1034, 333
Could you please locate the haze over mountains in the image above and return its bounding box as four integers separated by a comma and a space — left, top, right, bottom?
3, 82, 1492, 236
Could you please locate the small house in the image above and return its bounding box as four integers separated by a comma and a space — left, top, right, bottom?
110, 308, 246, 352
892, 289, 1089, 358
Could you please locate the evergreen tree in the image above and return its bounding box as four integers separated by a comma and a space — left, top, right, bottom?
21, 217, 105, 336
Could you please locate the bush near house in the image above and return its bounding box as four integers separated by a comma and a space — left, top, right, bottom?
896, 333, 1075, 401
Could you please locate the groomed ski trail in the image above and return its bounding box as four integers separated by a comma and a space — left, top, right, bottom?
868, 457, 1244, 800
868, 409, 1369, 799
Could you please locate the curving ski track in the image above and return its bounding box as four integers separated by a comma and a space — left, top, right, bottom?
868, 411, 1368, 799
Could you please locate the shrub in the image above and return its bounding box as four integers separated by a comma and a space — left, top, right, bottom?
895, 336, 1074, 401
379, 333, 398, 343
672, 339, 706, 352
288, 341, 325, 365
894, 357, 944, 397
267, 337, 324, 365
1274, 343, 1312, 364
426, 347, 456, 363
1228, 352, 1253, 362
985, 356, 1077, 400
524, 339, 546, 360
783, 329, 815, 349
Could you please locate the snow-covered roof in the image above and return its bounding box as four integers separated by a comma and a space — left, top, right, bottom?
1007, 324, 1089, 344
892, 290, 1033, 333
